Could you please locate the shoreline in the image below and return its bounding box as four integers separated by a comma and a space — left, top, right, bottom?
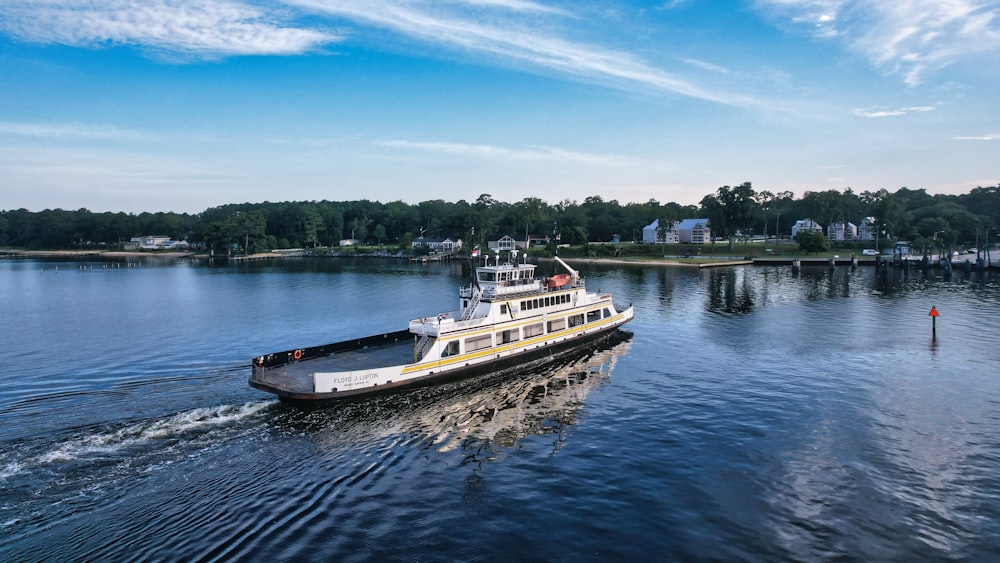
4, 250, 196, 258
3, 249, 994, 270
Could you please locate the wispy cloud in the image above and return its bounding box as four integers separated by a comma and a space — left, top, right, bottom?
679, 57, 733, 75
755, 0, 1000, 84
287, 0, 761, 107
377, 139, 639, 166
852, 105, 936, 118
0, 0, 340, 58
0, 121, 154, 141
449, 0, 569, 16
953, 134, 999, 140
0, 0, 761, 106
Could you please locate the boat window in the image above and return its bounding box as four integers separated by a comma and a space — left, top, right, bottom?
603, 308, 611, 318
465, 334, 492, 352
441, 341, 460, 357
524, 323, 544, 337
568, 314, 584, 327
587, 310, 600, 323
547, 318, 566, 333
544, 297, 551, 307
501, 304, 508, 315
500, 328, 520, 343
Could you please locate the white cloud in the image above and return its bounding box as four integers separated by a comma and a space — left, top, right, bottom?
952, 134, 999, 140
287, 0, 761, 107
0, 121, 154, 141
679, 57, 733, 75
0, 0, 340, 58
377, 139, 640, 166
853, 105, 936, 118
0, 0, 764, 106
756, 0, 1000, 84
448, 0, 569, 16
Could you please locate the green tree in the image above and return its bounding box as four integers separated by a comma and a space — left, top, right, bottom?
796, 230, 829, 254
301, 208, 325, 248
701, 182, 757, 250
233, 210, 267, 254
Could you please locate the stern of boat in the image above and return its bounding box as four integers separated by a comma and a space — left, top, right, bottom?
250, 362, 315, 396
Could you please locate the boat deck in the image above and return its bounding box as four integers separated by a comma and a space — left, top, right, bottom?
251, 337, 417, 395
287, 338, 416, 375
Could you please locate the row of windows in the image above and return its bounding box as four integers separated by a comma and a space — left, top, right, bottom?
520, 293, 571, 311
441, 308, 613, 357
478, 267, 535, 283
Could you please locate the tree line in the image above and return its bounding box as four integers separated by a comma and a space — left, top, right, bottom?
2, 184, 998, 253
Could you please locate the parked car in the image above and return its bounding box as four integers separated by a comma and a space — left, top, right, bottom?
967, 248, 977, 254
862, 249, 879, 256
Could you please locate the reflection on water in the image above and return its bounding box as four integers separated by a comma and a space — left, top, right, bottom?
284, 331, 633, 462
4, 258, 1000, 561
701, 264, 996, 315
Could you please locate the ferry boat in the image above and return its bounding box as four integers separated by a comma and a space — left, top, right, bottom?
249, 252, 634, 401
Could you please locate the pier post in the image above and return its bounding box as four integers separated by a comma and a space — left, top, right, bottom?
791, 259, 800, 274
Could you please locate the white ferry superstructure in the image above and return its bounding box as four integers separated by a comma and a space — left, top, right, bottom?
249, 253, 633, 401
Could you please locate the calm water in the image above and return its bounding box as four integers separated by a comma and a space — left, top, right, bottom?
1, 256, 999, 561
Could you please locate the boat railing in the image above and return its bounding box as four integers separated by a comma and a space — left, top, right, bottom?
415, 335, 434, 361
461, 290, 481, 320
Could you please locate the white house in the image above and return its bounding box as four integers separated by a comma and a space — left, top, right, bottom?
858, 217, 878, 241
125, 235, 178, 250
412, 237, 463, 253
827, 222, 858, 241
791, 219, 823, 239
677, 218, 711, 244
642, 219, 679, 244
487, 235, 517, 252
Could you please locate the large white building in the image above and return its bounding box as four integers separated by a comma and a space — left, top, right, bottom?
858, 217, 878, 241
791, 219, 823, 239
677, 218, 711, 244
641, 219, 679, 244
827, 222, 858, 241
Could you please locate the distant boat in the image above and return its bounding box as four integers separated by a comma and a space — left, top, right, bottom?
250, 251, 634, 401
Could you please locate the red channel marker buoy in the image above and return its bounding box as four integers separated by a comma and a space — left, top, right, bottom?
929, 306, 939, 336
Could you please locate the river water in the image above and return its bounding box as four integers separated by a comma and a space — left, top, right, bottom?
1, 256, 998, 561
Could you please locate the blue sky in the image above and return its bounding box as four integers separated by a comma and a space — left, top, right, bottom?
1, 0, 998, 214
